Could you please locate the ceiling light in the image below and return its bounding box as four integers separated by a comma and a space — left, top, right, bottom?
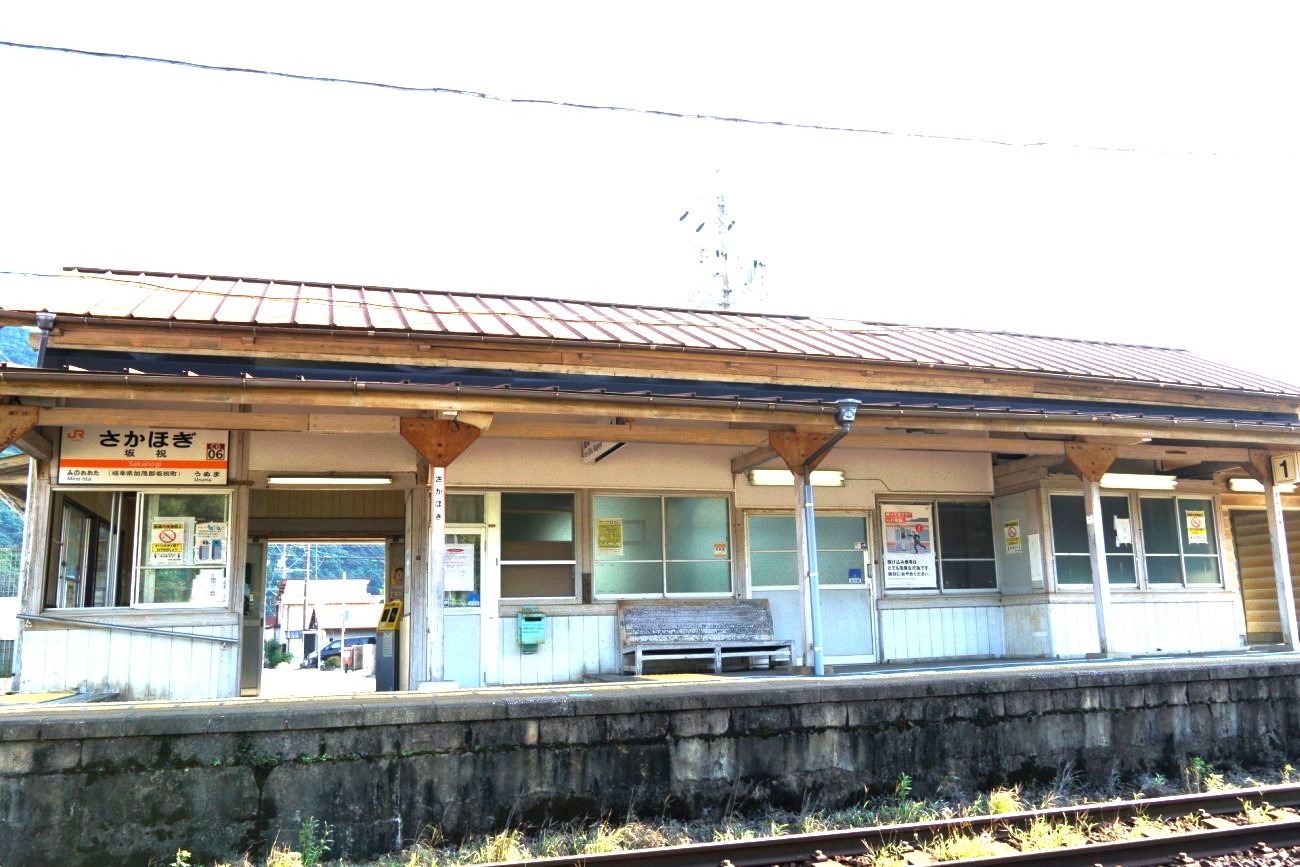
1229, 478, 1297, 494
748, 469, 845, 487
1098, 473, 1178, 491
267, 476, 392, 486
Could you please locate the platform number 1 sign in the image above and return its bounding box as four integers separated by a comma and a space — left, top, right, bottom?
1272, 452, 1300, 486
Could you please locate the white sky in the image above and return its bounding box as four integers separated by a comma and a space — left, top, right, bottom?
1, 2, 1297, 387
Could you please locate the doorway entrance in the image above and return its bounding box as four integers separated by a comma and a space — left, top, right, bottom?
257, 540, 389, 697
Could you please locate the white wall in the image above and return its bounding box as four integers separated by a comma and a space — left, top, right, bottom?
495, 614, 619, 684
1047, 596, 1245, 657
19, 621, 239, 699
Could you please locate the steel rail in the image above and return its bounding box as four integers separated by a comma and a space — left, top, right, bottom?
479, 783, 1300, 867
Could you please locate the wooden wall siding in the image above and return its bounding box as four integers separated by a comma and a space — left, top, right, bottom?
1111, 599, 1243, 654
1002, 603, 1052, 658
879, 606, 1005, 662
1229, 510, 1300, 642
19, 623, 238, 700
1046, 599, 1244, 658
249, 489, 405, 519
495, 615, 619, 685
1046, 602, 1100, 657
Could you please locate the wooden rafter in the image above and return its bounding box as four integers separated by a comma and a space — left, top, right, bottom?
1064, 442, 1117, 483
399, 418, 481, 467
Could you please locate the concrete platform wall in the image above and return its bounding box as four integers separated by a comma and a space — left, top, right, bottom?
3, 658, 1299, 866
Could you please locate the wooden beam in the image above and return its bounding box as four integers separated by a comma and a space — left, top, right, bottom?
14, 428, 53, 461
0, 405, 38, 452
1244, 449, 1274, 486
731, 445, 778, 474
993, 454, 1063, 478
769, 429, 838, 474
39, 407, 309, 432
1064, 442, 1118, 483
44, 322, 1300, 415
400, 418, 481, 467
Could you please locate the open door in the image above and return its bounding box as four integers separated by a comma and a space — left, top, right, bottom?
239, 540, 266, 696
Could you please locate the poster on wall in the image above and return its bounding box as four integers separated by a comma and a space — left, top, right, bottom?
596, 518, 624, 556
149, 518, 191, 565
442, 544, 476, 591
58, 426, 229, 485
1003, 520, 1023, 555
881, 504, 937, 589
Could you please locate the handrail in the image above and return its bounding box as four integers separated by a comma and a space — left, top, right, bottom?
18, 612, 236, 646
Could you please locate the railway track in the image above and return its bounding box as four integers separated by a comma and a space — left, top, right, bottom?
480, 783, 1300, 867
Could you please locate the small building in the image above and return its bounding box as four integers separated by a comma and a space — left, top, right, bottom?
3, 267, 1300, 699
272, 577, 382, 659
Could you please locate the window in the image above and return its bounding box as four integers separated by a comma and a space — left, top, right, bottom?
1049, 494, 1137, 586
748, 514, 871, 589
500, 492, 577, 599
45, 490, 136, 608
880, 501, 997, 591
593, 495, 731, 597
44, 488, 231, 610
1139, 497, 1221, 586
1048, 492, 1222, 589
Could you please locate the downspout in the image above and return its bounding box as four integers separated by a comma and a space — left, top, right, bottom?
33, 312, 55, 368
802, 398, 860, 676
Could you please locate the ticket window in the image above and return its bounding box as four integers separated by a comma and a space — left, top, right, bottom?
46, 489, 232, 610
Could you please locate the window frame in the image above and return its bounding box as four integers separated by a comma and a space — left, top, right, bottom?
498, 490, 580, 603
743, 510, 874, 592
877, 498, 999, 595
1046, 490, 1225, 592
591, 492, 734, 600
44, 485, 234, 612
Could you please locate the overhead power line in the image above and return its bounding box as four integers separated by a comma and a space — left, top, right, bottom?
0, 39, 1239, 157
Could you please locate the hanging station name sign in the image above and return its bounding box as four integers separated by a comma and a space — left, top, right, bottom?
58, 427, 229, 485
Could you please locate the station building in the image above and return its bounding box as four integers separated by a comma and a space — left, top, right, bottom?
3, 267, 1300, 700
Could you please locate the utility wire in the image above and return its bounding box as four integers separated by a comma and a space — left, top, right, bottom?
0, 39, 1237, 157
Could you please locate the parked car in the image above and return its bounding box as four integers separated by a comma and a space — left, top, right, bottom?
302, 635, 375, 668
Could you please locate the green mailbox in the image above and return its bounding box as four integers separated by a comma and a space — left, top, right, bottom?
517, 607, 546, 654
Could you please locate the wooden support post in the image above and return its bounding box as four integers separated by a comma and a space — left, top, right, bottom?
1065, 442, 1118, 656
769, 429, 839, 670
1247, 450, 1300, 651
399, 417, 487, 687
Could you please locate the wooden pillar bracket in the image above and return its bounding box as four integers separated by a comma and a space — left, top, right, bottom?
769, 429, 837, 475
400, 417, 482, 467
0, 406, 39, 452
1245, 449, 1275, 487
1064, 442, 1117, 483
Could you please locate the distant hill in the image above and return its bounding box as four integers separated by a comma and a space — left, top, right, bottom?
0, 327, 36, 366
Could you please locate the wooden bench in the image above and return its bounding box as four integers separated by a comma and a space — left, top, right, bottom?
617, 599, 794, 676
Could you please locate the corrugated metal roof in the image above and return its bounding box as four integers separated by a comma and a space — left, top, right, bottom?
1, 267, 1296, 396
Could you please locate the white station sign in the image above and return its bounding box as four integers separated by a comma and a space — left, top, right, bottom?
58, 427, 229, 485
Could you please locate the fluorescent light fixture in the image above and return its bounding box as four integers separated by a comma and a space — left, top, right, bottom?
1098, 473, 1178, 491
267, 476, 392, 486
747, 469, 845, 487
1229, 478, 1297, 494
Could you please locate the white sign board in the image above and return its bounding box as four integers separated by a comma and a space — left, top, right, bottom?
1273, 452, 1300, 486
442, 544, 476, 591
881, 504, 938, 589
149, 518, 191, 565
59, 426, 229, 485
